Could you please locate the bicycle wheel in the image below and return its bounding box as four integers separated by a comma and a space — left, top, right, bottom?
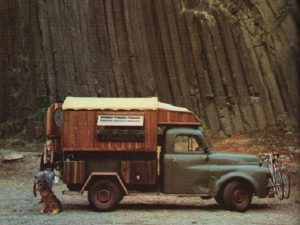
281, 168, 290, 199
274, 170, 284, 200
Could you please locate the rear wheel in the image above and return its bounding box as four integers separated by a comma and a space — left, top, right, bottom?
88, 179, 123, 211
281, 168, 290, 199
274, 170, 284, 200
223, 180, 253, 212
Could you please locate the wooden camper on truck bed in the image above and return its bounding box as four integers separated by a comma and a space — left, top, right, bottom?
46, 97, 201, 153
46, 97, 200, 201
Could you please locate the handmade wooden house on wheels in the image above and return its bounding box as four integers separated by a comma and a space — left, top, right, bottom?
45, 96, 272, 212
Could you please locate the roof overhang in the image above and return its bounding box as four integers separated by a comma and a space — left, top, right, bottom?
62, 97, 189, 112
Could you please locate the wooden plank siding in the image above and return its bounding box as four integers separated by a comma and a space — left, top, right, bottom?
158, 109, 201, 126
61, 108, 200, 152
62, 110, 158, 152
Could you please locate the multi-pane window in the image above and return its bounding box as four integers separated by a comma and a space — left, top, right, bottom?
97, 115, 144, 126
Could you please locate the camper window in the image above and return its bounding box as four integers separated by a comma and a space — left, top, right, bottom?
97, 115, 144, 126
96, 114, 145, 141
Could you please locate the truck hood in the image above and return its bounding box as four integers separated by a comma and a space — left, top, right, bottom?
209, 151, 260, 165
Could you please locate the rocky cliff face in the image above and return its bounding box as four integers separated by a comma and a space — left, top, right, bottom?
0, 0, 299, 138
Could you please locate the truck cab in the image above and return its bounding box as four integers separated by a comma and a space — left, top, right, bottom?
161, 127, 271, 211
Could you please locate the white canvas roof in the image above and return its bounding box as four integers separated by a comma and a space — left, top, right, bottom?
62, 97, 189, 112
157, 102, 189, 112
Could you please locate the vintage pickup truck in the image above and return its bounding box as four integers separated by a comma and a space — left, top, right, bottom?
46, 97, 272, 212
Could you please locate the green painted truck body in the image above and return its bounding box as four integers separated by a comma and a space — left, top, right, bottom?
162, 128, 270, 198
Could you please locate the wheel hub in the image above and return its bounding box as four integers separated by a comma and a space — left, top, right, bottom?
234, 190, 247, 203
97, 189, 111, 203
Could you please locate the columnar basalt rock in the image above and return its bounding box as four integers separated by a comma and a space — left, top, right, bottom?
0, 0, 298, 137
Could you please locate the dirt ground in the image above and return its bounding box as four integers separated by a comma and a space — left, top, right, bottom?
0, 127, 299, 225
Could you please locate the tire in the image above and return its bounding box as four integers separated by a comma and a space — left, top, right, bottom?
223, 180, 253, 212
274, 170, 284, 200
88, 179, 123, 211
281, 168, 290, 199
214, 186, 225, 206
214, 194, 224, 206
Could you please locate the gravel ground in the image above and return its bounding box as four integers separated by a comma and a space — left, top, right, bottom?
0, 152, 299, 225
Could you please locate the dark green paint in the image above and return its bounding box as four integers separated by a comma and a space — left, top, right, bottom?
162, 128, 270, 197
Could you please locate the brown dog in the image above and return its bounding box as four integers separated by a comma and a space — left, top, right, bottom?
35, 179, 62, 214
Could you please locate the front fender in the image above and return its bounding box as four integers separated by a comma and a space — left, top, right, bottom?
211, 167, 270, 198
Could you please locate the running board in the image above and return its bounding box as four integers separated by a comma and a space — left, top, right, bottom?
62, 190, 82, 195
127, 192, 211, 198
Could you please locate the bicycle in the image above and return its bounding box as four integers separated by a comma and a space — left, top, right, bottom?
259, 153, 284, 200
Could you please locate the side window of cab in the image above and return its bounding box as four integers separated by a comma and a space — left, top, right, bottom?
174, 135, 204, 153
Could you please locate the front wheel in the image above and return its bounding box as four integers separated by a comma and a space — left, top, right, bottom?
215, 194, 224, 205
223, 180, 253, 212
88, 179, 123, 211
